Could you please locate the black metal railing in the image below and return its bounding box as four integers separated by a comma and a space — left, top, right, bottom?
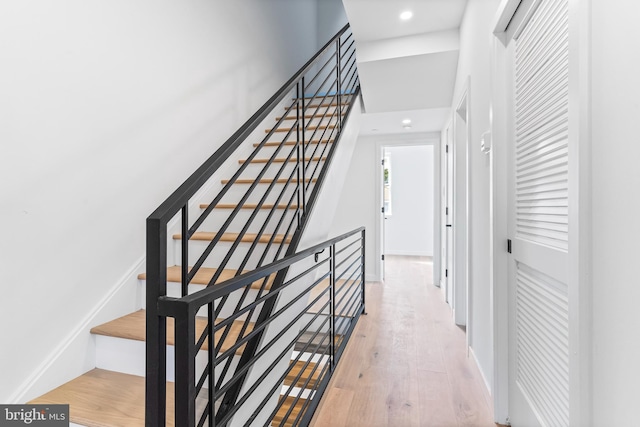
160, 227, 365, 426
146, 24, 360, 426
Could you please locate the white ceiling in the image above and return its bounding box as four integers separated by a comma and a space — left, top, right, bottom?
343, 0, 468, 135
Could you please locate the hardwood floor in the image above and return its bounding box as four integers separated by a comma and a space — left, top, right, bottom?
310, 256, 495, 427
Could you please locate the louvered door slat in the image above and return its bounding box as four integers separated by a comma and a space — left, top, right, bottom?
515, 0, 569, 251
512, 0, 571, 425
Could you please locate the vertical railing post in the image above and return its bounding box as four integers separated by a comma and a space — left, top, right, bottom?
174, 303, 197, 427
146, 218, 168, 427
336, 37, 342, 132
208, 303, 216, 427
301, 76, 307, 215
361, 229, 366, 315
329, 243, 336, 370
295, 82, 302, 230
181, 205, 189, 297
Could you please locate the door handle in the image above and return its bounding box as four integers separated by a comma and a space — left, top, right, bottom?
446, 224, 452, 227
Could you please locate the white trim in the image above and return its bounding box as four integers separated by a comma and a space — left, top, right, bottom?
372, 132, 442, 290
568, 0, 593, 424
470, 346, 493, 407
452, 79, 470, 339
8, 256, 145, 403
490, 32, 511, 424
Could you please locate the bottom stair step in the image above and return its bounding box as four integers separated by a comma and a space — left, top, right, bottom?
28, 369, 176, 427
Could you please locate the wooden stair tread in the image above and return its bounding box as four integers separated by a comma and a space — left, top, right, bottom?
266, 124, 336, 133
287, 101, 349, 109
254, 139, 334, 147
173, 231, 291, 244
90, 310, 253, 354
239, 157, 326, 164
221, 178, 317, 184
273, 395, 307, 427
285, 360, 323, 388
276, 113, 346, 120
29, 368, 175, 427
199, 203, 299, 210
138, 266, 274, 290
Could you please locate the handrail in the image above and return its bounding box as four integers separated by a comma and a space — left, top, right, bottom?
146, 23, 360, 427
147, 23, 351, 224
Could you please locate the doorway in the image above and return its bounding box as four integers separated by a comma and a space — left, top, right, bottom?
380, 144, 435, 283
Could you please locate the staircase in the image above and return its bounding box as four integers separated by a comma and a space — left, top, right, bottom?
27, 25, 363, 427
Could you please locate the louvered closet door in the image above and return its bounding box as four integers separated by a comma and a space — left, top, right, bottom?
507, 0, 570, 425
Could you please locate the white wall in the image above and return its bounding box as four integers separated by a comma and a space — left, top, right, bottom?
384, 145, 434, 257
0, 0, 319, 403
591, 1, 640, 424
317, 0, 349, 47
330, 132, 440, 282
447, 0, 502, 395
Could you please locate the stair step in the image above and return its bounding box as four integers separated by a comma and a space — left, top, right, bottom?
254, 139, 334, 147
276, 113, 346, 120
285, 360, 322, 388
199, 203, 299, 210
28, 368, 176, 427
90, 310, 253, 354
273, 396, 307, 427
266, 124, 336, 133
238, 157, 326, 164
287, 100, 349, 109
173, 231, 291, 244
221, 178, 317, 184
138, 266, 274, 290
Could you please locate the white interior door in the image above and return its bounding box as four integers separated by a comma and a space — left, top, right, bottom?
445, 130, 454, 305
506, 0, 571, 425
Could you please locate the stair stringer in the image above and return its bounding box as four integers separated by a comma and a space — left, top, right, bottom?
226, 97, 362, 427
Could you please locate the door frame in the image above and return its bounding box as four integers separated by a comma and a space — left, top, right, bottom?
490, 0, 593, 424
452, 80, 471, 332
373, 133, 441, 285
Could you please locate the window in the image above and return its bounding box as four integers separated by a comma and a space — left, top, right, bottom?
383, 155, 392, 216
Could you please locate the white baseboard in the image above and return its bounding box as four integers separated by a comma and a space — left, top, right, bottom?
9, 256, 145, 403
469, 346, 493, 406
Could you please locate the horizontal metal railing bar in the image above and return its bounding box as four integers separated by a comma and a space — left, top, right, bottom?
147, 23, 351, 223
210, 258, 330, 334
201, 142, 301, 287
335, 275, 363, 315
337, 280, 363, 319
304, 51, 338, 93
210, 270, 332, 365
213, 308, 335, 425
334, 237, 361, 257
188, 100, 298, 235
335, 247, 362, 272
214, 297, 332, 402
213, 299, 332, 401
186, 128, 299, 285
225, 313, 334, 426
298, 311, 363, 427
158, 227, 364, 311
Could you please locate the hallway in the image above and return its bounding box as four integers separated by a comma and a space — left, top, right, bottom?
311, 256, 494, 426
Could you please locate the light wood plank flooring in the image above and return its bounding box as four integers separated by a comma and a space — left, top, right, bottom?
310, 256, 495, 427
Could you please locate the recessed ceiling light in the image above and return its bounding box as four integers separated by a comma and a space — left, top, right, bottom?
400, 11, 413, 21
402, 119, 412, 125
